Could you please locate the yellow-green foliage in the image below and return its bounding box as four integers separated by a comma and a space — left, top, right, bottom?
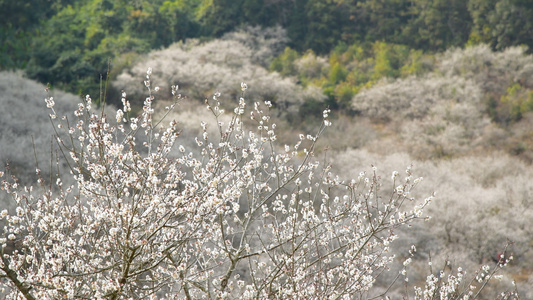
500, 83, 533, 122
400, 49, 434, 76
269, 47, 299, 77
270, 41, 435, 109
328, 62, 348, 84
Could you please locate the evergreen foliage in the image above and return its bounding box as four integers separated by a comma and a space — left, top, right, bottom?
2, 0, 533, 97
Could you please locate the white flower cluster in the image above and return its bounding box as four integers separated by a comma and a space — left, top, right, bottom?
0, 71, 512, 299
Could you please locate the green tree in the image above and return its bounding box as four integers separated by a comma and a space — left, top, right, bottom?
355, 0, 414, 45
198, 0, 284, 36
197, 0, 243, 36
25, 5, 90, 92
270, 47, 300, 77
403, 0, 471, 50
371, 42, 407, 79
0, 0, 73, 69
159, 0, 201, 45
328, 62, 348, 84
498, 83, 533, 122
400, 49, 434, 76
300, 0, 350, 53
468, 0, 533, 51
24, 0, 202, 98
285, 0, 308, 49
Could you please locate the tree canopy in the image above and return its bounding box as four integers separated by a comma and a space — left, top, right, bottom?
1, 0, 533, 98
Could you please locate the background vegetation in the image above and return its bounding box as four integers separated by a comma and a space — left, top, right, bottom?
2, 0, 533, 100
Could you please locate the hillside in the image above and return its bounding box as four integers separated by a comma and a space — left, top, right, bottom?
3, 0, 533, 100
1, 36, 532, 295
109, 37, 533, 296
1, 0, 532, 297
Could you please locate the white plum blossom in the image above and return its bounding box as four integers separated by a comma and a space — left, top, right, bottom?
0, 69, 515, 300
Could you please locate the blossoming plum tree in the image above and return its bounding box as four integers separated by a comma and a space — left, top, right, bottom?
0, 69, 516, 299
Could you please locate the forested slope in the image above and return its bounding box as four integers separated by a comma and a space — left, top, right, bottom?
2, 42, 533, 295
2, 0, 533, 101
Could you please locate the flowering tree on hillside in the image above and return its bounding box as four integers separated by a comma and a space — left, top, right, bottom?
0, 69, 517, 299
